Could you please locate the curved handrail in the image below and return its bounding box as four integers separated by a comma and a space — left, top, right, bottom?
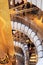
11, 16, 43, 41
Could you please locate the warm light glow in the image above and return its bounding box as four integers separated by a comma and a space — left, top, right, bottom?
24, 0, 27, 3
0, 0, 15, 64
10, 0, 13, 5
33, 17, 43, 31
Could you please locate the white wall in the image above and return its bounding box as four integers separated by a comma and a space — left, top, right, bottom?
27, 0, 31, 3
41, 0, 43, 11
37, 0, 41, 9
15, 0, 27, 4
27, 0, 43, 11
32, 0, 37, 6
15, 0, 22, 4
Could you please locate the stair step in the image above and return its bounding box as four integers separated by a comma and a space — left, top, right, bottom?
29, 62, 36, 63
30, 58, 36, 60
31, 53, 36, 55
29, 59, 36, 62
29, 63, 36, 65
30, 56, 36, 59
